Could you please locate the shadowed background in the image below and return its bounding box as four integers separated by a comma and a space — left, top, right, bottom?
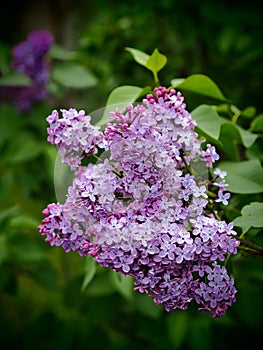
0, 0, 263, 349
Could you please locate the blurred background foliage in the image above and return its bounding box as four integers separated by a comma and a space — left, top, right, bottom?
0, 0, 263, 349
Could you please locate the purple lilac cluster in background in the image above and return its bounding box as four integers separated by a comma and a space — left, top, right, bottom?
39, 87, 239, 318
0, 30, 54, 112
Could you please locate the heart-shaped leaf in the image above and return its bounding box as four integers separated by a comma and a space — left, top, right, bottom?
218, 159, 263, 194
51, 62, 97, 89
97, 85, 143, 127
172, 74, 227, 102
146, 48, 167, 80
125, 47, 150, 67
233, 202, 263, 233
191, 104, 224, 140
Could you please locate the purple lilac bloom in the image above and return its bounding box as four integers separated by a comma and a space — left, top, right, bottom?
46, 108, 104, 170
216, 190, 231, 206
39, 86, 240, 318
202, 144, 220, 168
0, 30, 54, 112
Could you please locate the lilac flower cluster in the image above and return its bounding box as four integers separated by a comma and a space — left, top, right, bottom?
0, 30, 54, 112
39, 86, 239, 318
46, 108, 103, 170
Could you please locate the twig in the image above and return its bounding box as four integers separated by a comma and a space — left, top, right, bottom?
238, 237, 263, 257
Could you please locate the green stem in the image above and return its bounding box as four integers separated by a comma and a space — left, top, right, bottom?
211, 208, 221, 221
231, 111, 241, 123
225, 237, 263, 267
153, 72, 159, 86
224, 253, 231, 267
92, 153, 101, 161
180, 152, 194, 175
237, 237, 263, 257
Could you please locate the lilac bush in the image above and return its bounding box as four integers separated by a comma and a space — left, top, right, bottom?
39, 86, 239, 318
0, 30, 54, 112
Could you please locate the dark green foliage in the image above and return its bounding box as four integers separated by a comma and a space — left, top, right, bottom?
0, 1, 263, 349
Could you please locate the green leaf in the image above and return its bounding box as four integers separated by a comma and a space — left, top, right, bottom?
9, 214, 39, 230
218, 159, 263, 194
250, 113, 263, 132
27, 261, 60, 291
44, 144, 59, 183
125, 47, 167, 83
48, 44, 77, 60
3, 133, 42, 164
10, 240, 46, 263
218, 123, 241, 157
172, 74, 227, 102
219, 122, 257, 153
81, 255, 97, 291
241, 106, 257, 119
166, 311, 189, 348
97, 85, 143, 127
146, 48, 167, 82
234, 123, 258, 148
0, 71, 31, 86
170, 78, 185, 86
0, 105, 22, 147
0, 206, 19, 225
188, 316, 212, 350
0, 235, 8, 266
191, 105, 224, 140
110, 271, 134, 300
125, 47, 150, 66
245, 143, 263, 162
51, 62, 97, 89
84, 270, 116, 296
54, 152, 75, 204
133, 293, 161, 319
233, 202, 263, 233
